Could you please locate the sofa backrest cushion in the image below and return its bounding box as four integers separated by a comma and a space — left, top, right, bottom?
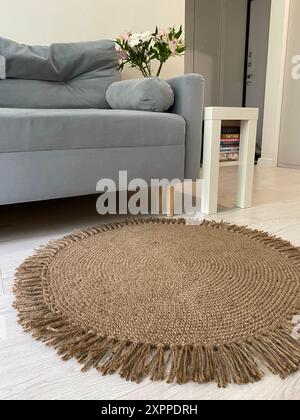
0, 38, 120, 109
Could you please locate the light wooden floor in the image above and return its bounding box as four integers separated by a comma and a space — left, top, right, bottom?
1, 166, 300, 400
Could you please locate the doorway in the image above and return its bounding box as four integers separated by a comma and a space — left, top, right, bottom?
185, 0, 272, 156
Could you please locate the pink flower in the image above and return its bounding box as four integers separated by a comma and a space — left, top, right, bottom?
158, 29, 168, 40
119, 31, 131, 42
116, 48, 128, 61
168, 39, 179, 54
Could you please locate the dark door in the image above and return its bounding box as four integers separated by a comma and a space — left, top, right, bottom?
244, 0, 271, 155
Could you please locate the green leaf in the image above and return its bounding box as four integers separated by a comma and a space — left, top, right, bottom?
175, 25, 183, 39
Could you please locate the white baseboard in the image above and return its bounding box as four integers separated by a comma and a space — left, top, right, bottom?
257, 158, 278, 168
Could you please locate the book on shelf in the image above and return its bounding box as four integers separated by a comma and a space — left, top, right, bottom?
220, 149, 240, 153
221, 134, 240, 139
220, 127, 241, 162
221, 126, 240, 134
220, 143, 240, 148
221, 138, 240, 143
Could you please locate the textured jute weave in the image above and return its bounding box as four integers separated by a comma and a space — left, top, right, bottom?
14, 219, 300, 387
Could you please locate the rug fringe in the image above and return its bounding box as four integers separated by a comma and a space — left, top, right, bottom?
13, 218, 300, 388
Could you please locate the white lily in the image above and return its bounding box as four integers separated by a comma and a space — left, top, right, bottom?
140, 31, 152, 43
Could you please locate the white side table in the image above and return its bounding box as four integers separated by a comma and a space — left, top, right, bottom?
201, 107, 259, 215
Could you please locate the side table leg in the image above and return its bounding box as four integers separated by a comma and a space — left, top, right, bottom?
201, 119, 222, 215
166, 185, 175, 217
236, 120, 258, 209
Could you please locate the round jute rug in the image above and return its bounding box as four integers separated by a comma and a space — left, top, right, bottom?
14, 219, 300, 387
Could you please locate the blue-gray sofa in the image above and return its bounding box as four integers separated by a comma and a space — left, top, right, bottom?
0, 38, 204, 205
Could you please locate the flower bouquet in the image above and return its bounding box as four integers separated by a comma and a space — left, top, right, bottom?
115, 26, 186, 78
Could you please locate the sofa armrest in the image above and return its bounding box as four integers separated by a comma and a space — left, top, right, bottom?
167, 74, 205, 180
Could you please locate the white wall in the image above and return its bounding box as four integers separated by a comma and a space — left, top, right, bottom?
0, 0, 185, 78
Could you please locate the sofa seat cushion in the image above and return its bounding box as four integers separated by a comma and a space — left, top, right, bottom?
0, 108, 186, 153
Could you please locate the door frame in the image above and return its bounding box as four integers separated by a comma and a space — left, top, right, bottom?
242, 0, 252, 107
185, 0, 291, 168
258, 0, 291, 167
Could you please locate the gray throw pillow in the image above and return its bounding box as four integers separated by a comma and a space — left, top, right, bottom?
106, 77, 175, 112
